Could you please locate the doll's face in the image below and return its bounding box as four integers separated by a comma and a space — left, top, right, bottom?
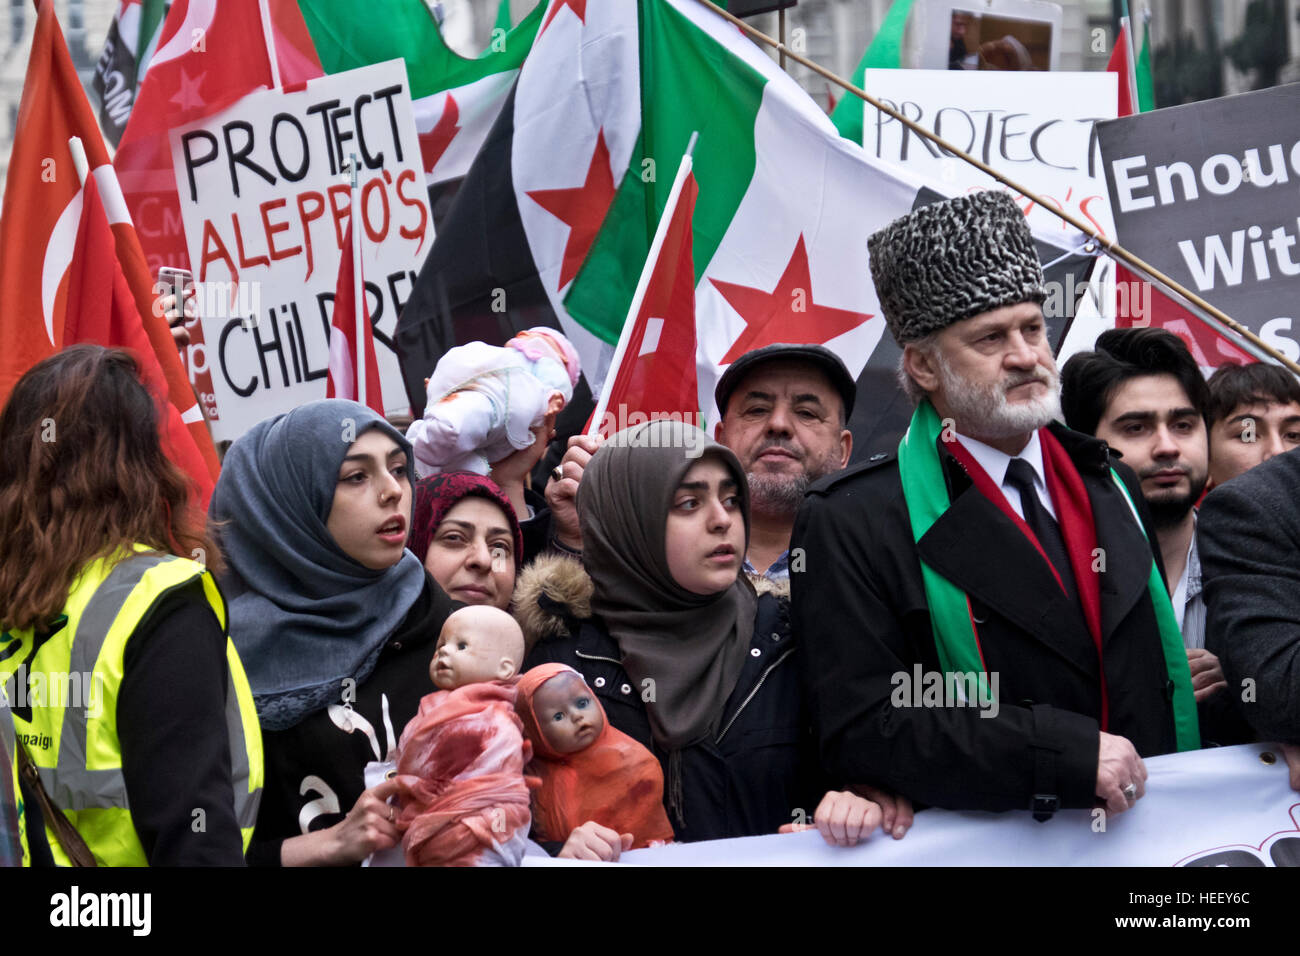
533, 672, 604, 754
431, 607, 523, 690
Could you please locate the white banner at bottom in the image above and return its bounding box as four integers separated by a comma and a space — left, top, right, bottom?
552, 744, 1300, 867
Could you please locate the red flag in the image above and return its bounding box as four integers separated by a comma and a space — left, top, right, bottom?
1107, 19, 1137, 119
0, 0, 219, 502
115, 0, 323, 272
326, 220, 384, 415
65, 174, 216, 507
596, 171, 700, 435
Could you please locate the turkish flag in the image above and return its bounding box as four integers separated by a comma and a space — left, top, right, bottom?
326, 219, 384, 415
66, 174, 216, 508
0, 0, 219, 502
114, 0, 323, 272
596, 171, 700, 435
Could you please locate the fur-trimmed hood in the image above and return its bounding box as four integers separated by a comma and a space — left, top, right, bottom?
512, 553, 594, 651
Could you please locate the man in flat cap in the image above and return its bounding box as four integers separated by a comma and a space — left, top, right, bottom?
790, 191, 1200, 821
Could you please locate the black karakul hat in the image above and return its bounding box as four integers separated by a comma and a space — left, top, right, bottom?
868, 191, 1046, 346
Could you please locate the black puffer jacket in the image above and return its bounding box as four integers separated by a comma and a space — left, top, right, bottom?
514, 554, 823, 843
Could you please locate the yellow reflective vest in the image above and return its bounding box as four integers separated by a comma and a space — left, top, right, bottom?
0, 547, 262, 866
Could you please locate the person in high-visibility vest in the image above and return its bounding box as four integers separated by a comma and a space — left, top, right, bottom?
0, 346, 261, 866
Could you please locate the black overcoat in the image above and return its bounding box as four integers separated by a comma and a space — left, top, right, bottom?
789, 422, 1180, 815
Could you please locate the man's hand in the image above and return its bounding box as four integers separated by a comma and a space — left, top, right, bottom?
557, 820, 632, 861
1186, 647, 1227, 703
850, 783, 914, 839
1096, 731, 1147, 815
545, 434, 603, 551
1279, 743, 1300, 792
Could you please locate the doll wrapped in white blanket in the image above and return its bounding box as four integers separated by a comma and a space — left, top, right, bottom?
407, 328, 580, 476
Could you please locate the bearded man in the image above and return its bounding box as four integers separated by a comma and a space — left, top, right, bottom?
789, 191, 1200, 821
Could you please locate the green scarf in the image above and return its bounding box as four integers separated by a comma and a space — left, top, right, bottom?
897, 399, 1199, 751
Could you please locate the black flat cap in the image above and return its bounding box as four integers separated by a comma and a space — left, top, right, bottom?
714, 343, 856, 420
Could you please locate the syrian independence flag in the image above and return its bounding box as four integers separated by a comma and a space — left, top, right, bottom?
0, 0, 219, 504
397, 0, 1095, 459
326, 219, 384, 414
300, 0, 543, 229
93, 0, 169, 146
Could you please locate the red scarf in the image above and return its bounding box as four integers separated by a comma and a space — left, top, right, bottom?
945, 429, 1109, 730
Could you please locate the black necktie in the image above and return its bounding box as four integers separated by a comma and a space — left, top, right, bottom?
1005, 458, 1075, 601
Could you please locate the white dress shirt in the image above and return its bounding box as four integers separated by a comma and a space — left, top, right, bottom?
956, 429, 1058, 522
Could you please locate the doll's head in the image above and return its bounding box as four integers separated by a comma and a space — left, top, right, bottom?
431, 605, 526, 690
528, 669, 606, 755
507, 328, 581, 395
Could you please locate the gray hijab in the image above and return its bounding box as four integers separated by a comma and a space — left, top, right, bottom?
209, 400, 426, 730
578, 419, 756, 751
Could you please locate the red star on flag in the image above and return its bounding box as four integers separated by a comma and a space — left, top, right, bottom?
526, 130, 616, 291
169, 68, 206, 111
541, 0, 587, 34
711, 235, 872, 364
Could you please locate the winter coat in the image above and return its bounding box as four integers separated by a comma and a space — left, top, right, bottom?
789, 423, 1181, 816
513, 554, 822, 842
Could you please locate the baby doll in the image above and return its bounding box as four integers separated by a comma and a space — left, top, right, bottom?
516, 663, 675, 849
390, 605, 536, 866
407, 327, 581, 476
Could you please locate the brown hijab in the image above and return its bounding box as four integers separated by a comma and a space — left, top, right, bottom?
577, 420, 756, 753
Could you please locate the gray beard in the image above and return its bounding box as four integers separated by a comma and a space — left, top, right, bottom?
936, 352, 1063, 441
747, 471, 811, 516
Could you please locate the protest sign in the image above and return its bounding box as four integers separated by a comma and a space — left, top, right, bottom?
862, 69, 1118, 240
1098, 83, 1300, 365
169, 60, 433, 440
520, 744, 1297, 866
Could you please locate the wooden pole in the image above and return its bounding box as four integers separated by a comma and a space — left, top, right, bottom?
693, 0, 1300, 375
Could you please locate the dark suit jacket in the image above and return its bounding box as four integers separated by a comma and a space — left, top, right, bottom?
1198, 447, 1300, 743
789, 422, 1180, 813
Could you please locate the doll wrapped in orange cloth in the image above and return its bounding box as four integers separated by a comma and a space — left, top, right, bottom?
516, 663, 674, 848
392, 606, 537, 866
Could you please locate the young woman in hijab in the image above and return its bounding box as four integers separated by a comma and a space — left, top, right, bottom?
407, 473, 523, 611
209, 399, 455, 866
516, 420, 879, 859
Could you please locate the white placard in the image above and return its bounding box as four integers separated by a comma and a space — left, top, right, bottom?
170, 60, 434, 441
862, 69, 1118, 242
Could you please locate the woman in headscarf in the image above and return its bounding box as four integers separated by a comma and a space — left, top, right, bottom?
210, 399, 455, 866
516, 420, 879, 859
407, 473, 523, 611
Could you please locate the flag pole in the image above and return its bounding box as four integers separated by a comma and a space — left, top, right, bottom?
349, 153, 366, 409
587, 131, 699, 438
694, 0, 1300, 376
68, 136, 89, 187
258, 0, 283, 90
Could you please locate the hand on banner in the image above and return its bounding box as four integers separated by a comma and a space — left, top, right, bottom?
1096, 732, 1148, 814
1280, 744, 1300, 792
848, 783, 914, 839
157, 285, 197, 349
1186, 648, 1227, 703
780, 790, 882, 847
557, 821, 633, 861
545, 434, 604, 552
490, 412, 559, 522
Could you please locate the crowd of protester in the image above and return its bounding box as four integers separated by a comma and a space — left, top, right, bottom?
2, 190, 1299, 867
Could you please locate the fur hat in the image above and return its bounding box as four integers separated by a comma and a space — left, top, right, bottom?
868, 191, 1046, 346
